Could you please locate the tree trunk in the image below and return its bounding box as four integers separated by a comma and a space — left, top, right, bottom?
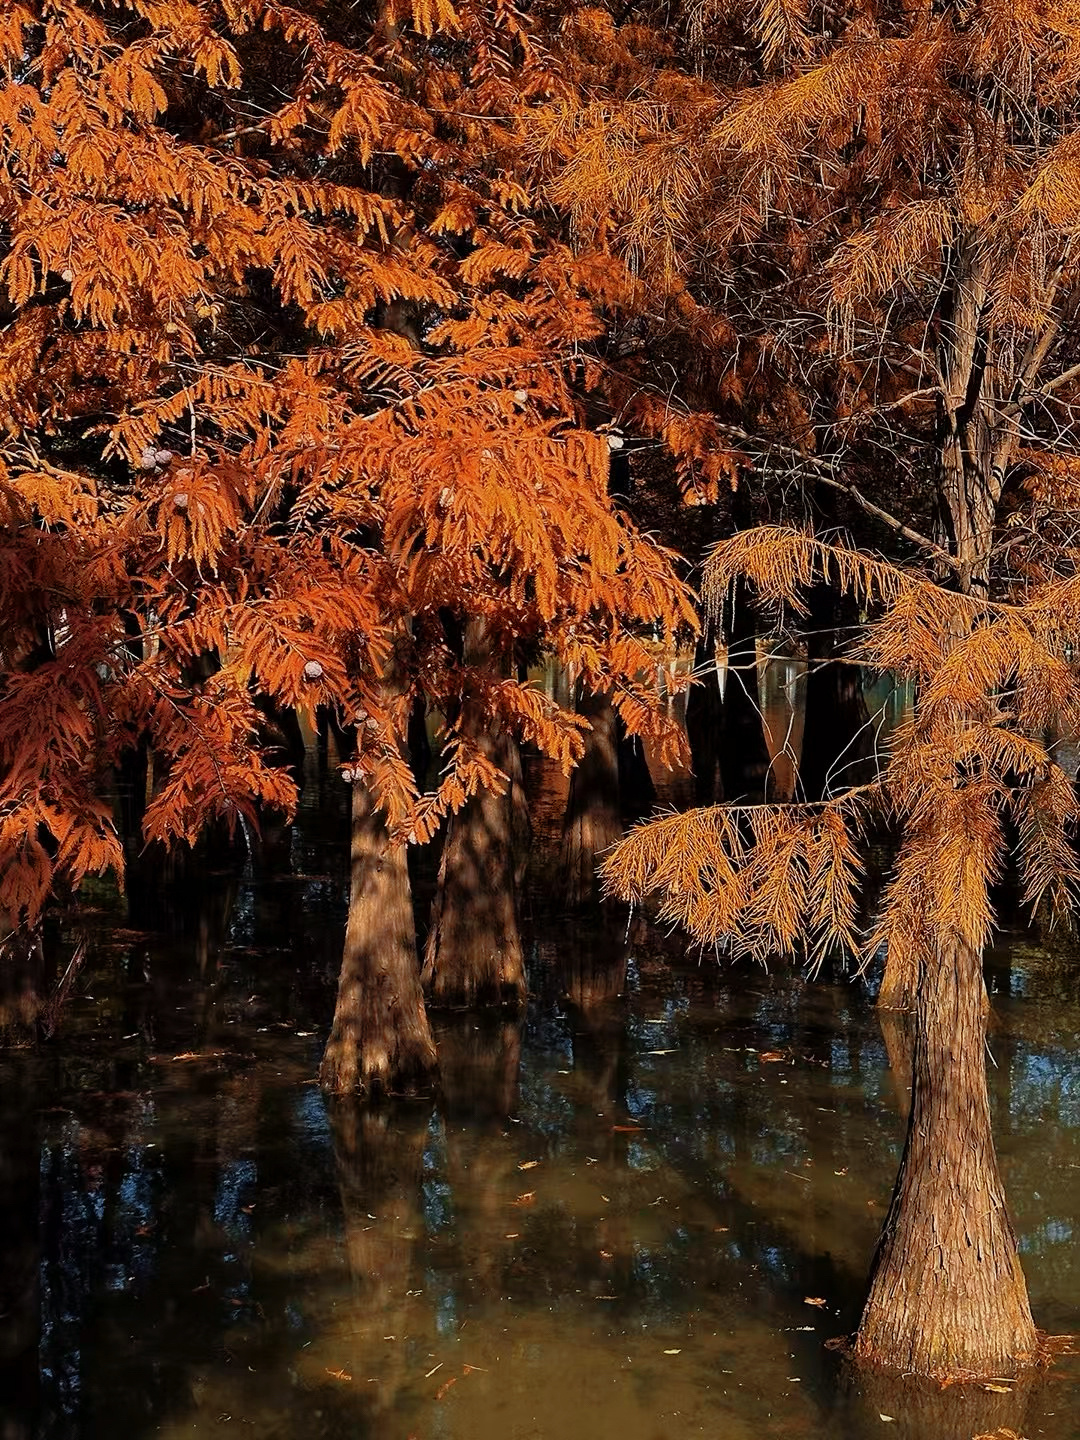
685, 620, 725, 804
876, 941, 921, 1011
421, 621, 526, 1008
719, 580, 772, 802
854, 933, 1037, 1379
319, 777, 437, 1097
560, 687, 622, 906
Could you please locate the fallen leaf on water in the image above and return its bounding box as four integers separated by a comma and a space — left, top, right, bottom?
981, 1384, 1012, 1394
878, 1415, 894, 1423
518, 1160, 540, 1171
759, 1052, 785, 1062
714, 1226, 730, 1233
600, 1250, 613, 1259
648, 1049, 677, 1055
511, 1192, 535, 1207
663, 1349, 681, 1355
612, 1125, 642, 1133
972, 1430, 1024, 1440
326, 1368, 352, 1382
462, 1364, 486, 1374
505, 1233, 519, 1239
804, 1297, 827, 1307
435, 1376, 457, 1401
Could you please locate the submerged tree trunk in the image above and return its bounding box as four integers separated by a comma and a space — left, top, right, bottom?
854, 934, 1037, 1378
319, 777, 437, 1097
422, 619, 526, 1007
560, 687, 622, 906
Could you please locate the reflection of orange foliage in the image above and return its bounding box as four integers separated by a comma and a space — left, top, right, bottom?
435, 1376, 458, 1401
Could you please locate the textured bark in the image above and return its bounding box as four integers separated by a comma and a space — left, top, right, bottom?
421, 621, 526, 1008
877, 942, 921, 1012
854, 934, 1037, 1378
319, 777, 437, 1097
560, 688, 622, 906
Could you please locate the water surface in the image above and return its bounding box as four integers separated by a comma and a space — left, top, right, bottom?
0, 788, 1077, 1440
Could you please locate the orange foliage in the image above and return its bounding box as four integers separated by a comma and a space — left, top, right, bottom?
0, 0, 694, 927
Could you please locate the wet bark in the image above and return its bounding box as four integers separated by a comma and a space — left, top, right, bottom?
421, 621, 526, 1009
854, 934, 1037, 1379
319, 777, 437, 1098
560, 688, 622, 907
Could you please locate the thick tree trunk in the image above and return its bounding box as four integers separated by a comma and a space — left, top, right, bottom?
319, 777, 437, 1097
560, 687, 622, 906
854, 934, 1037, 1379
421, 621, 526, 1008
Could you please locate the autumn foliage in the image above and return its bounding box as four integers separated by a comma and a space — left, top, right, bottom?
0, 0, 693, 928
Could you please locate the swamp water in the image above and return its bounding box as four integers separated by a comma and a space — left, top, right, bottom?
1, 772, 1079, 1440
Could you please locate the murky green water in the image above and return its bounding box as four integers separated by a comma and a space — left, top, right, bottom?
1, 780, 1078, 1440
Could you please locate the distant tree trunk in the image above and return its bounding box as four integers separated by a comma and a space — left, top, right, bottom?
319, 776, 437, 1097
799, 587, 871, 802
719, 580, 772, 802
685, 620, 725, 804
854, 933, 1037, 1379
422, 619, 526, 1008
560, 687, 622, 906
505, 723, 532, 891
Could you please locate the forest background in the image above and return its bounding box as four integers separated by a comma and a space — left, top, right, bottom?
3, 0, 1080, 1398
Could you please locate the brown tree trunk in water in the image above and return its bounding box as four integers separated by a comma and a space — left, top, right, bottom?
854, 934, 1036, 1378
422, 620, 526, 1008
560, 688, 622, 906
319, 778, 437, 1097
